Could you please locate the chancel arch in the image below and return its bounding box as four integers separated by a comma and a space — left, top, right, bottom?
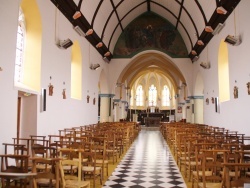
117, 51, 186, 121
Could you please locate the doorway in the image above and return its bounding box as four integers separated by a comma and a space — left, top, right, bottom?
17, 91, 38, 140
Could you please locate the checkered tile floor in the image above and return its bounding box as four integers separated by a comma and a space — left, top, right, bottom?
103, 128, 187, 188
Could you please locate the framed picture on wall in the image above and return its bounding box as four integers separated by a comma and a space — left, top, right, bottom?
177, 106, 182, 113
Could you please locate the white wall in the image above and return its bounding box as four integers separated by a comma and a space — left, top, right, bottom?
0, 0, 109, 154
0, 0, 21, 154
193, 0, 250, 135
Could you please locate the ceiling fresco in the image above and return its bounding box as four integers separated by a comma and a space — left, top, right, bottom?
113, 12, 188, 58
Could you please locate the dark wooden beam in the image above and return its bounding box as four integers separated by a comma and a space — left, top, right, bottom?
175, 0, 184, 30
147, 0, 151, 12
189, 0, 242, 61
110, 0, 124, 32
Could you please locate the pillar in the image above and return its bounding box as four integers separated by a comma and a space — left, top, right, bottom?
113, 99, 120, 122
188, 96, 204, 124
99, 94, 115, 122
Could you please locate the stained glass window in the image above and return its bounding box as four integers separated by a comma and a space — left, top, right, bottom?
148, 84, 157, 106
162, 85, 170, 106
136, 85, 143, 106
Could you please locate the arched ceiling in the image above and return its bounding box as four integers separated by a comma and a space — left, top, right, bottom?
50, 0, 241, 62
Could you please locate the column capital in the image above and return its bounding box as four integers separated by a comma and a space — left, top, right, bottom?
188, 95, 204, 99
99, 94, 115, 98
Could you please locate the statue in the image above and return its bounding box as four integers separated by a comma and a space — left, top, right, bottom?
48, 83, 54, 96
211, 97, 214, 104
233, 86, 238, 99
206, 98, 209, 105
247, 82, 250, 95
62, 89, 66, 99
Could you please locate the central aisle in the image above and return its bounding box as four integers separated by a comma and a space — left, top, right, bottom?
103, 128, 187, 188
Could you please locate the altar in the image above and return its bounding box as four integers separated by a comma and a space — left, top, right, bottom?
140, 112, 164, 126
144, 117, 161, 127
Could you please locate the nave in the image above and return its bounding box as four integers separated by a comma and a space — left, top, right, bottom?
103, 128, 186, 188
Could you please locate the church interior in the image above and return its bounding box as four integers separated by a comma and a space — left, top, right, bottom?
1, 0, 250, 187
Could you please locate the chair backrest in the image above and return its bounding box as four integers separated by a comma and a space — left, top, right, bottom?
31, 157, 60, 188
0, 154, 29, 173
223, 163, 250, 188
32, 144, 57, 158
200, 150, 225, 187
59, 149, 83, 187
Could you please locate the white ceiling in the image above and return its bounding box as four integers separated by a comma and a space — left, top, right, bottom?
51, 0, 242, 61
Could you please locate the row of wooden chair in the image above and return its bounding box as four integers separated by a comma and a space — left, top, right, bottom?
160, 122, 250, 188
0, 121, 141, 188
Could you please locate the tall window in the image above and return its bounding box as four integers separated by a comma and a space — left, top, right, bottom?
15, 8, 26, 83
136, 85, 143, 106
218, 40, 230, 102
148, 84, 157, 106
162, 85, 170, 106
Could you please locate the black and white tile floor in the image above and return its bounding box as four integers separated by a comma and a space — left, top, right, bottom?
103, 128, 187, 188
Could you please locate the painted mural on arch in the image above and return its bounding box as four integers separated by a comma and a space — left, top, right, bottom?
113, 12, 188, 58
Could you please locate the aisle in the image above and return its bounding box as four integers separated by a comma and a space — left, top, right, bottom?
103, 128, 187, 188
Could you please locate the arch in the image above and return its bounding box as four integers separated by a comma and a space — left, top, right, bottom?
19, 0, 42, 92
71, 41, 82, 100
218, 40, 230, 102
118, 51, 186, 94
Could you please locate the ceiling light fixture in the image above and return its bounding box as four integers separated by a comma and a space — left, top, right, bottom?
74, 26, 85, 36
104, 51, 111, 57
216, 6, 227, 15
224, 35, 241, 46
103, 56, 110, 63
205, 26, 213, 33
212, 23, 225, 35
96, 42, 103, 48
85, 29, 93, 36
72, 11, 81, 19
57, 39, 73, 49
192, 56, 199, 62
191, 50, 197, 55
197, 40, 204, 45
89, 63, 100, 70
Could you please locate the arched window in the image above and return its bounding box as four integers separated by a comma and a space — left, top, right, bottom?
71, 41, 82, 100
136, 85, 143, 106
148, 84, 157, 106
218, 40, 230, 102
15, 8, 26, 83
162, 85, 170, 106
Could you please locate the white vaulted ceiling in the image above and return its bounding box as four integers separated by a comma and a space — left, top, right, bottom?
50, 0, 242, 62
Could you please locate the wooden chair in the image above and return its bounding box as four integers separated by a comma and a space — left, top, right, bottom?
59, 150, 90, 188
90, 137, 108, 178
192, 143, 221, 188
198, 150, 226, 188
223, 163, 250, 188
82, 144, 103, 188
2, 143, 26, 155
31, 157, 60, 188
184, 137, 198, 181
0, 154, 30, 187
106, 132, 119, 165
